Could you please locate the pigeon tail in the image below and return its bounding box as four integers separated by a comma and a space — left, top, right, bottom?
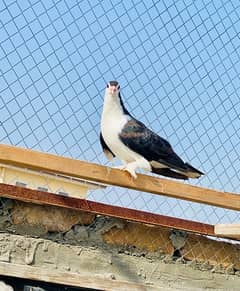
182, 163, 204, 179
152, 167, 189, 180
152, 162, 204, 180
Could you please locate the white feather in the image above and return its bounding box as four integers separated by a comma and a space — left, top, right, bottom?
101, 90, 144, 163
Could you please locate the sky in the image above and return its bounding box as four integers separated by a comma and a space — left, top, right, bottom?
0, 0, 240, 224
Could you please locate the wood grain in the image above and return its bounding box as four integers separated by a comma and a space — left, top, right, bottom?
215, 224, 240, 239
0, 261, 159, 291
0, 144, 239, 211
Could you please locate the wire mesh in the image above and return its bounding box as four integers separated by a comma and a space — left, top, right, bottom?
0, 0, 240, 227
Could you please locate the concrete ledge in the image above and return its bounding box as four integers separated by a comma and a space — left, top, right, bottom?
0, 233, 240, 290
0, 198, 240, 274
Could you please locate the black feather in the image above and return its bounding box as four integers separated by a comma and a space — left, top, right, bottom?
151, 167, 189, 180
100, 132, 115, 160
119, 119, 186, 169
119, 119, 203, 177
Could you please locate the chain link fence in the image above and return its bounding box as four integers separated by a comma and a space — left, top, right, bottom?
0, 0, 240, 227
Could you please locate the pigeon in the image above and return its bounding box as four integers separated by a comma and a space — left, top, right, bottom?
100, 81, 204, 180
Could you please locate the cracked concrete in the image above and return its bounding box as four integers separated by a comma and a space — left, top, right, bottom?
0, 233, 240, 290
1, 198, 240, 290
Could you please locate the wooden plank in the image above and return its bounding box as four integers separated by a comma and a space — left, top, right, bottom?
0, 261, 162, 291
0, 144, 239, 211
215, 224, 240, 239
0, 183, 215, 237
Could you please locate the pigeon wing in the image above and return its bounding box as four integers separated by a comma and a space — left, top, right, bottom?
119, 119, 187, 170
100, 132, 115, 161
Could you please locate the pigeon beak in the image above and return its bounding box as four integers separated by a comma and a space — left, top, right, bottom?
109, 86, 117, 95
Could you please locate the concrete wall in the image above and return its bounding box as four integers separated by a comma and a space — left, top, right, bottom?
0, 198, 240, 290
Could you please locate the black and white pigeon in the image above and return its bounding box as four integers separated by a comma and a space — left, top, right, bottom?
100, 81, 204, 180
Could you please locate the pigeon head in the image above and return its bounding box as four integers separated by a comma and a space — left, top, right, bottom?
103, 81, 130, 116
106, 80, 120, 97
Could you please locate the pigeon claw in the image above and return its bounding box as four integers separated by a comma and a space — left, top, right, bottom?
124, 167, 137, 180
114, 165, 137, 179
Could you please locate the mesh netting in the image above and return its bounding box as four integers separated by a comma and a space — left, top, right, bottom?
0, 0, 240, 224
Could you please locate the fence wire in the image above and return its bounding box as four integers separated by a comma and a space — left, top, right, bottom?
0, 0, 240, 227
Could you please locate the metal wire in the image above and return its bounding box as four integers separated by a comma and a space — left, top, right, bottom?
0, 0, 240, 225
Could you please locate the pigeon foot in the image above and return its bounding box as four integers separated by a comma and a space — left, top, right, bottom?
114, 165, 137, 179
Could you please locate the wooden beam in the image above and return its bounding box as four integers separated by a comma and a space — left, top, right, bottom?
215, 224, 240, 240
0, 261, 162, 291
0, 144, 239, 211
0, 183, 214, 237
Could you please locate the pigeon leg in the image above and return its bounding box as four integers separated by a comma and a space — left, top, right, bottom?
113, 163, 137, 179
123, 164, 138, 179
113, 162, 127, 171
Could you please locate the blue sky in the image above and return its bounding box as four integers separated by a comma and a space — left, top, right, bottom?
0, 0, 240, 224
